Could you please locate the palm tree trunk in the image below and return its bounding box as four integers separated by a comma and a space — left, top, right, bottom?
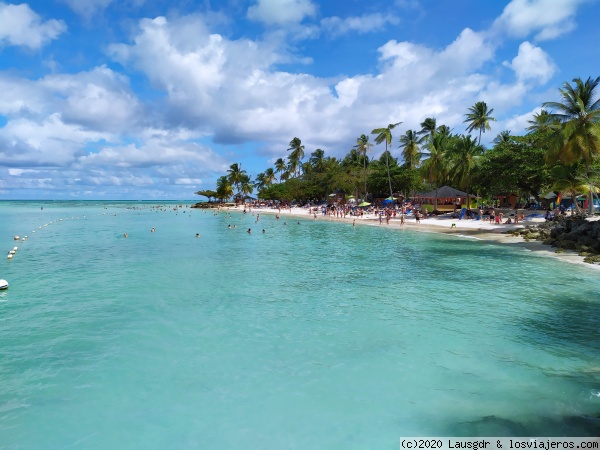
570, 191, 582, 215
363, 156, 367, 202
586, 162, 593, 215
385, 144, 393, 197
466, 187, 470, 209
434, 185, 438, 212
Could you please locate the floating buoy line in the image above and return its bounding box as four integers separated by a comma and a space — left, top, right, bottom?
3, 205, 194, 291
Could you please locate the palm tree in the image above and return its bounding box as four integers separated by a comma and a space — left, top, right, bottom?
399, 129, 425, 169
419, 117, 437, 142
420, 133, 448, 212
550, 164, 591, 215
372, 122, 402, 197
310, 148, 326, 172
543, 76, 600, 214
354, 134, 373, 201
447, 135, 484, 209
274, 158, 287, 181
254, 172, 266, 191
264, 168, 276, 186
287, 137, 305, 177
216, 176, 233, 202
227, 163, 247, 195
436, 124, 452, 137
464, 101, 496, 145
526, 109, 557, 135
241, 175, 254, 199
493, 130, 512, 145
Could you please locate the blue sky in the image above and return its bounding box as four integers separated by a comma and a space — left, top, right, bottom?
0, 0, 599, 199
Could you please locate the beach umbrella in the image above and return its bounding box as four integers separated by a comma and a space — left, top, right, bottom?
358, 201, 371, 207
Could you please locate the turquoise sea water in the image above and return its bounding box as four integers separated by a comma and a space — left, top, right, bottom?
1, 201, 599, 449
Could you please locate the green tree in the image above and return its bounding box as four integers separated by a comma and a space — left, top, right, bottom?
419, 117, 437, 143
464, 101, 496, 145
447, 135, 484, 208
543, 76, 600, 214
264, 168, 276, 186
227, 163, 247, 195
274, 158, 287, 181
372, 122, 402, 197
354, 134, 373, 201
436, 124, 452, 137
310, 148, 326, 172
399, 129, 425, 169
478, 134, 552, 202
254, 172, 266, 191
194, 189, 218, 202
550, 164, 591, 215
216, 176, 233, 202
493, 130, 512, 145
287, 137, 305, 177
240, 174, 254, 198
420, 132, 448, 211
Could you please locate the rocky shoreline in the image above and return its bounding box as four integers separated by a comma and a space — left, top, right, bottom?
508, 216, 600, 264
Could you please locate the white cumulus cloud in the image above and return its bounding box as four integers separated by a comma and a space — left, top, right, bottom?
0, 2, 65, 49
493, 0, 588, 41
321, 13, 400, 37
505, 41, 556, 83
247, 0, 316, 25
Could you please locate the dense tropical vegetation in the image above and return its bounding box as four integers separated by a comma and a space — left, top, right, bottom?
196, 77, 600, 214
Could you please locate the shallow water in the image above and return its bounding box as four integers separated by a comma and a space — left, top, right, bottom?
1, 202, 599, 448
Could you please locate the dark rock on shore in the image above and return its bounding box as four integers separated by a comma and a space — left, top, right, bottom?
509, 216, 600, 264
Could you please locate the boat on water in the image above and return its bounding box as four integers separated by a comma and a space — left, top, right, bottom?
0, 279, 8, 290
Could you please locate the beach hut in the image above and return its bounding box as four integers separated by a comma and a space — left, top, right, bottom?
413, 186, 475, 211
493, 193, 519, 208
332, 189, 346, 204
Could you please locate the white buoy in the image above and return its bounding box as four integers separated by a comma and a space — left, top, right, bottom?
0, 279, 8, 289
13, 235, 19, 240
7, 254, 13, 259
21, 238, 26, 241
13, 247, 18, 251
